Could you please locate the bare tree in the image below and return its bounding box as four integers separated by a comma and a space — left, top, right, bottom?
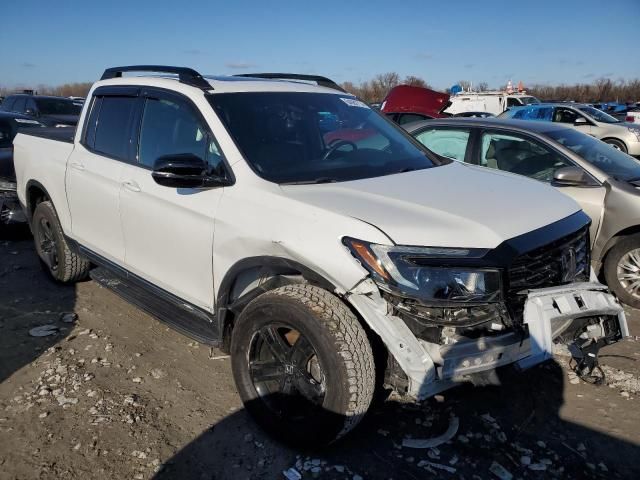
403, 75, 430, 88
457, 80, 472, 91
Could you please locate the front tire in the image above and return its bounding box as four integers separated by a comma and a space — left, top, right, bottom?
603, 138, 628, 153
32, 201, 90, 283
230, 284, 375, 446
604, 234, 640, 308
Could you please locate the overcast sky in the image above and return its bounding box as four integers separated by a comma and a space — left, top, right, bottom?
2, 0, 639, 89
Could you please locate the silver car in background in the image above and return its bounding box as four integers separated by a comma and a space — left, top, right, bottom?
404, 118, 640, 307
499, 103, 640, 156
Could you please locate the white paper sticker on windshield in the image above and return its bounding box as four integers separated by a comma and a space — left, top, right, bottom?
340, 97, 369, 109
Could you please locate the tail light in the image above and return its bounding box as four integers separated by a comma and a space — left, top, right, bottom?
626, 116, 635, 123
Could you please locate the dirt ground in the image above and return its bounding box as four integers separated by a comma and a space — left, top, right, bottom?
1, 228, 639, 480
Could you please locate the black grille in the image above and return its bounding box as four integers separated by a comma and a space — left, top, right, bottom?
507, 225, 590, 322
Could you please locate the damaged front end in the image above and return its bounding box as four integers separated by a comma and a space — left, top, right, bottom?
343, 219, 629, 400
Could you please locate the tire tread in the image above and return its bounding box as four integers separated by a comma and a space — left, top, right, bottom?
34, 201, 90, 283
256, 284, 375, 440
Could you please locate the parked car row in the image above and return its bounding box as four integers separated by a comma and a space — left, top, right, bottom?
0, 92, 82, 231
10, 66, 628, 445
0, 93, 82, 127
500, 103, 640, 156
0, 110, 46, 228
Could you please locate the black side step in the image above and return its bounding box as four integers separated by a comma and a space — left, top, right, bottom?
90, 268, 221, 346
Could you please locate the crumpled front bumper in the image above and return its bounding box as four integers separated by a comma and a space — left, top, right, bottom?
349, 281, 627, 401
0, 189, 27, 224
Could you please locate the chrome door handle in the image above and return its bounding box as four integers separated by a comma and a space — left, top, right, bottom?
70, 162, 85, 171
122, 180, 141, 192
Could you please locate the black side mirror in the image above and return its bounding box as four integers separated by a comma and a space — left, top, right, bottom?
552, 166, 594, 187
151, 154, 230, 188
574, 117, 588, 126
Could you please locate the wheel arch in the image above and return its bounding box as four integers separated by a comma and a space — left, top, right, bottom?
216, 256, 339, 351
601, 137, 627, 151
25, 180, 53, 225
598, 226, 640, 274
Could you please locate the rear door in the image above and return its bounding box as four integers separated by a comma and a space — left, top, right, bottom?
65, 87, 139, 262
475, 129, 606, 241
118, 88, 228, 310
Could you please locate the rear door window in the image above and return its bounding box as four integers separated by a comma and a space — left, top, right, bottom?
25, 98, 38, 115
13, 97, 27, 113
480, 131, 574, 182
93, 96, 137, 161
414, 128, 470, 161
506, 98, 521, 108
0, 97, 15, 112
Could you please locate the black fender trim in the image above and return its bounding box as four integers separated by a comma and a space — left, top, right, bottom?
24, 179, 53, 225
216, 256, 338, 338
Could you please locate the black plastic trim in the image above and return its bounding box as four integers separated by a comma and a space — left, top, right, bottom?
24, 179, 52, 224
101, 66, 211, 91
93, 86, 141, 97
234, 73, 346, 93
383, 210, 591, 269
74, 242, 220, 345
215, 256, 337, 335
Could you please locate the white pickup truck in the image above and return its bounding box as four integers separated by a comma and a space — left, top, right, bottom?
13, 66, 628, 445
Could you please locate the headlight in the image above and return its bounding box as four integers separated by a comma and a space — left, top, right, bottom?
343, 237, 503, 304
55, 124, 71, 128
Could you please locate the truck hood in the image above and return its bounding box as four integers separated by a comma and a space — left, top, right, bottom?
280, 162, 581, 249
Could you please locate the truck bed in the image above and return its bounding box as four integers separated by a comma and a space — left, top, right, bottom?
21, 126, 76, 144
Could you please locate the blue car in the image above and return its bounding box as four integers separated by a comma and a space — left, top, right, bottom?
499, 103, 640, 156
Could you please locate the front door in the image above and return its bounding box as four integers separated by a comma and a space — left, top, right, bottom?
119, 89, 228, 310
553, 107, 594, 136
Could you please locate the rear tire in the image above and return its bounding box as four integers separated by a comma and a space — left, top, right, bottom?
230, 284, 375, 446
603, 138, 628, 153
604, 234, 640, 308
32, 201, 90, 283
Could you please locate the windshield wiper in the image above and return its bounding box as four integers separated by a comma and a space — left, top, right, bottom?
395, 167, 418, 174
280, 177, 338, 185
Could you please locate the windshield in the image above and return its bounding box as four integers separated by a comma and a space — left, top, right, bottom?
545, 128, 640, 181
578, 106, 620, 124
208, 92, 438, 184
35, 98, 82, 116
519, 96, 540, 105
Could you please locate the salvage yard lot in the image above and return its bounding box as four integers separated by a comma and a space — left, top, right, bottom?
1, 232, 639, 480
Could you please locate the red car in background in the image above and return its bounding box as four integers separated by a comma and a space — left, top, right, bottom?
381, 85, 451, 124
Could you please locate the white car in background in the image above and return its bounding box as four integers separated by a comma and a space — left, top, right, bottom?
626, 110, 640, 125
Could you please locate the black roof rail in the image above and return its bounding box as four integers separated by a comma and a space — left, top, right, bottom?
100, 65, 211, 90
234, 73, 346, 93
